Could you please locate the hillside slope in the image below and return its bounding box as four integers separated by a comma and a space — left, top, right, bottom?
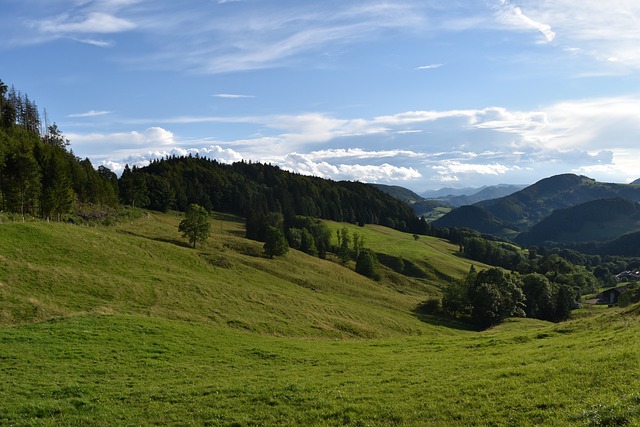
0, 212, 475, 337
517, 198, 640, 245
437, 174, 640, 239
2, 215, 640, 425
432, 204, 519, 237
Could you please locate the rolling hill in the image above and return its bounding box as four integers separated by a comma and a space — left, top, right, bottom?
431, 205, 519, 237
374, 183, 525, 221
0, 211, 476, 334
369, 184, 424, 205
436, 174, 640, 240
2, 213, 640, 425
517, 198, 640, 245
436, 184, 527, 207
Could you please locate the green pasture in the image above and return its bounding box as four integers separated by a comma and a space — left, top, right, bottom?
1, 212, 640, 425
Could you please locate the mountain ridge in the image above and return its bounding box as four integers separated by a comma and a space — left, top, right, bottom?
435, 174, 640, 241
516, 197, 640, 245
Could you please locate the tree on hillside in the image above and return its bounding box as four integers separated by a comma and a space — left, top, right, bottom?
263, 225, 289, 258
179, 204, 211, 248
337, 226, 351, 264
2, 145, 41, 219
356, 248, 380, 280
442, 265, 476, 319
521, 273, 555, 321
468, 268, 525, 328
120, 165, 149, 208
43, 123, 69, 149
38, 147, 73, 220
553, 285, 576, 322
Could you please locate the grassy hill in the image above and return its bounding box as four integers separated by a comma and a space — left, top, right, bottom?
1, 212, 462, 338
2, 213, 640, 425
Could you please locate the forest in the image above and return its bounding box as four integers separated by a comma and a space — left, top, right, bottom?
0, 79, 119, 220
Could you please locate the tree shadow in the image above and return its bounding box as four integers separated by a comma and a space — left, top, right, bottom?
412, 301, 478, 331
118, 230, 192, 249
212, 212, 246, 237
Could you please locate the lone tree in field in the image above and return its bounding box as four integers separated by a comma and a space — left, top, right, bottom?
179, 204, 211, 248
263, 225, 289, 258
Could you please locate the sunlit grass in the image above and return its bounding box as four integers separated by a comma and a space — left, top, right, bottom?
2, 310, 640, 426
2, 212, 640, 425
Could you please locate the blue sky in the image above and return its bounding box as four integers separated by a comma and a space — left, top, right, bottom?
3, 0, 640, 192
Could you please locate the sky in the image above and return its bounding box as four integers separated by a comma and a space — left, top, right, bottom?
2, 0, 640, 192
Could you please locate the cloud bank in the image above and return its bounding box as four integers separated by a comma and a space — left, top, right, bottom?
66, 95, 640, 187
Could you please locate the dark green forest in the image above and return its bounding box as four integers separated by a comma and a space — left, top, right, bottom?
0, 79, 119, 220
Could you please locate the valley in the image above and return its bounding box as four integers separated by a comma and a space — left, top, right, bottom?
1, 212, 640, 426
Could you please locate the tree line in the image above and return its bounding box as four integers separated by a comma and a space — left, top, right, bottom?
122, 155, 430, 236
0, 79, 119, 221
441, 266, 576, 329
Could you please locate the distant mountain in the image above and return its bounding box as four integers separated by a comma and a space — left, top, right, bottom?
421, 187, 480, 198
443, 184, 527, 207
478, 174, 640, 228
372, 184, 452, 221
632, 178, 640, 185
411, 200, 452, 221
431, 205, 519, 237
516, 198, 640, 245
435, 174, 640, 240
370, 184, 423, 205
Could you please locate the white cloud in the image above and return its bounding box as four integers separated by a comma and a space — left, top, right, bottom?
213, 93, 255, 99
433, 161, 518, 183
68, 110, 112, 118
282, 153, 421, 183
502, 1, 640, 69
122, 1, 426, 74
68, 94, 640, 188
416, 64, 443, 70
71, 38, 113, 47
99, 145, 243, 175
37, 12, 136, 34
495, 0, 555, 42
67, 126, 176, 151
306, 148, 426, 161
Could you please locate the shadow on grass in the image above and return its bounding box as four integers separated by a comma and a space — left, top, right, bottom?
212, 212, 246, 237
118, 230, 193, 249
412, 301, 477, 331
212, 212, 244, 224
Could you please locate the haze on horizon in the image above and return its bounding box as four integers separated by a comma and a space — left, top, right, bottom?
3, 0, 640, 192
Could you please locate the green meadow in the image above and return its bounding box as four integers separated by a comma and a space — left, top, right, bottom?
1, 213, 640, 426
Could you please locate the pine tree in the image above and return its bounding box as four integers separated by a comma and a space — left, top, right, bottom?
2, 144, 41, 219
39, 147, 73, 219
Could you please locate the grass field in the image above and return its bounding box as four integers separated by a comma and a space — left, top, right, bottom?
1, 212, 640, 426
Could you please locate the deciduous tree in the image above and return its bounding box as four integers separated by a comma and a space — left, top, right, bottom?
356, 248, 380, 280
179, 204, 211, 248
263, 225, 288, 258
